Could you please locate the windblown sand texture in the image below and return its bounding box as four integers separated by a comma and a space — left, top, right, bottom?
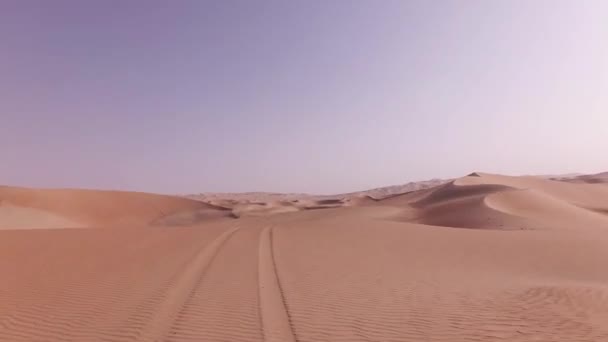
1, 172, 608, 341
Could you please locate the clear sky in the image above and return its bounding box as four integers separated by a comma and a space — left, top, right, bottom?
1, 1, 607, 194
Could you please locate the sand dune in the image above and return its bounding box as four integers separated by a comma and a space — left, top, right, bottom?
552, 171, 608, 184
1, 172, 608, 341
0, 203, 84, 229
0, 185, 230, 229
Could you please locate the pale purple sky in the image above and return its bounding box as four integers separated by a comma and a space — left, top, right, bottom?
1, 1, 607, 194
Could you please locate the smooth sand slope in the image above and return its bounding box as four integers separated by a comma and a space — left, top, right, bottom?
0, 186, 230, 229
1, 172, 608, 341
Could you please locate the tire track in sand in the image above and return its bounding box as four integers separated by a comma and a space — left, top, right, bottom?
258, 226, 297, 342
137, 226, 239, 341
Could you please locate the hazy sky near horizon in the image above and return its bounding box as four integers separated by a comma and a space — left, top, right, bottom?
1, 1, 607, 194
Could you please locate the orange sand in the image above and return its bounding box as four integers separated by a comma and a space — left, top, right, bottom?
1, 172, 608, 341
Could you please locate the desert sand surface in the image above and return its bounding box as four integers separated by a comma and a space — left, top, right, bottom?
2, 172, 608, 341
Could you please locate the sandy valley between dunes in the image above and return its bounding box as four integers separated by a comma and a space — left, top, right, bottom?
1, 172, 608, 341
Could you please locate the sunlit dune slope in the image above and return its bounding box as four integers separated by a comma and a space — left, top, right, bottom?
368, 172, 608, 230
0, 185, 230, 229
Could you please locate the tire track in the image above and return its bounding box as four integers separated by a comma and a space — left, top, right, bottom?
137, 226, 239, 341
166, 225, 262, 341
258, 226, 297, 342
0, 227, 212, 342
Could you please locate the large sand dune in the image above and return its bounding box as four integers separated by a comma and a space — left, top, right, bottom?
1, 172, 608, 341
0, 186, 231, 229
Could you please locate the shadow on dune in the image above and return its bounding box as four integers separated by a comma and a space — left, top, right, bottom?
377, 173, 608, 231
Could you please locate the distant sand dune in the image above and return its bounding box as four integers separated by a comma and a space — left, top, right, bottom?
400, 173, 608, 230
553, 171, 608, 184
